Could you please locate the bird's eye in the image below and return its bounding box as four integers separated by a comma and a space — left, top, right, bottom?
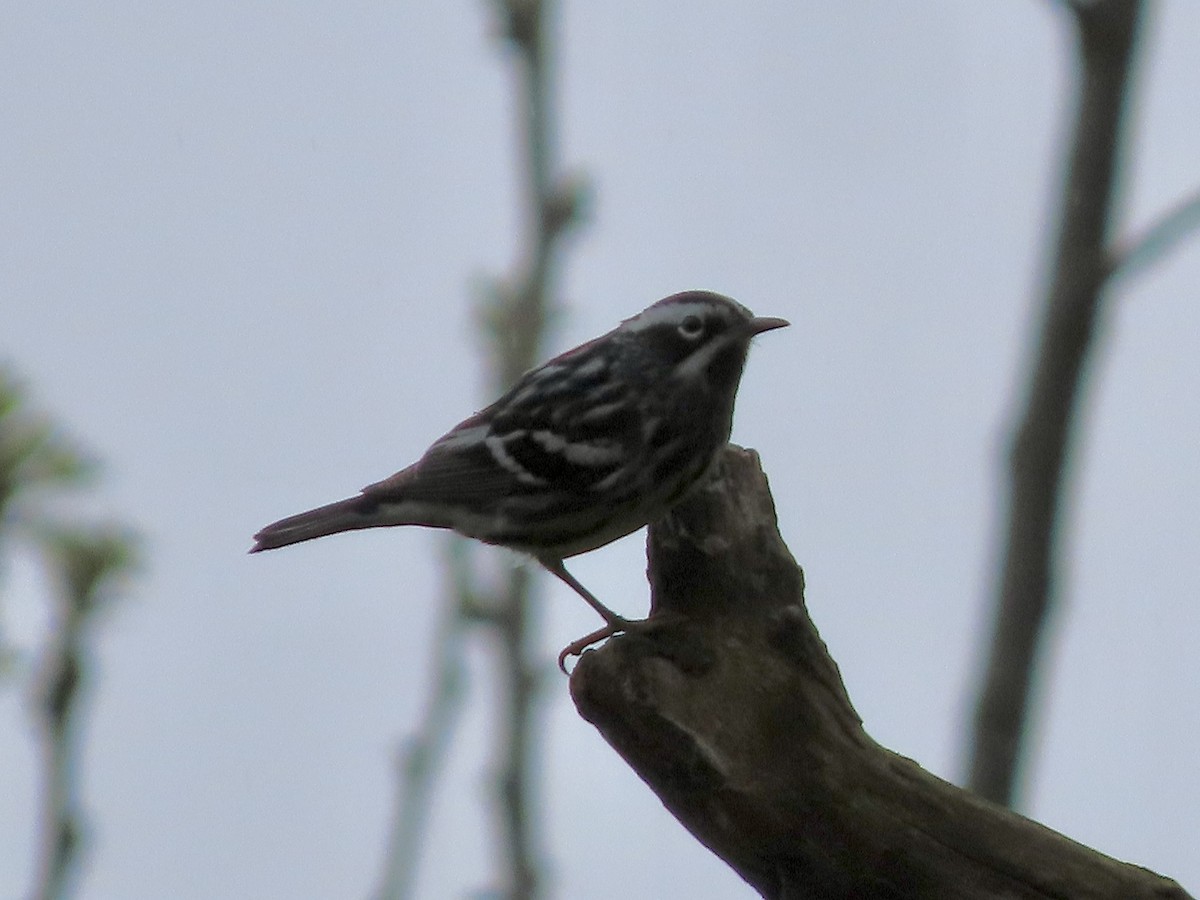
677, 315, 705, 340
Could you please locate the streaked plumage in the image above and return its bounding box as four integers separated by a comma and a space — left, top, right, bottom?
252, 290, 787, 667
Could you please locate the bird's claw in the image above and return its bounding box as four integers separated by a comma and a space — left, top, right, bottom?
557, 623, 622, 673
557, 612, 660, 674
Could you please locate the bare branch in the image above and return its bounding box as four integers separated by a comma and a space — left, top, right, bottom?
30, 527, 137, 900
2, 371, 139, 900
572, 447, 1191, 900
966, 0, 1144, 807
372, 1, 583, 897
472, 3, 585, 896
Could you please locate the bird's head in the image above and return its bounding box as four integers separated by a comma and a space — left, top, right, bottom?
621, 290, 789, 389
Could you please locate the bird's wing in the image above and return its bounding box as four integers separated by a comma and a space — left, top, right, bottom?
362, 355, 643, 509
360, 424, 526, 506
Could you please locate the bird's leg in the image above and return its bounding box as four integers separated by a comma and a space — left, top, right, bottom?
538, 558, 631, 628
539, 558, 635, 672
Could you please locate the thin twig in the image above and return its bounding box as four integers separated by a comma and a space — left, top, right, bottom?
1107, 184, 1200, 282
2, 373, 136, 900
30, 528, 135, 900
966, 0, 1144, 806
371, 540, 475, 900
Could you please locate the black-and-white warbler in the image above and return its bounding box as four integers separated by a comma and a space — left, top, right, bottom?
252, 290, 787, 667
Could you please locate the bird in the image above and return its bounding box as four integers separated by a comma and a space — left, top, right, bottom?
251, 290, 788, 669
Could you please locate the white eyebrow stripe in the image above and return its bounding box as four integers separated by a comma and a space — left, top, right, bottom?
623, 301, 716, 332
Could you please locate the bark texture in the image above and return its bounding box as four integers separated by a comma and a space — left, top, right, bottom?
570, 446, 1191, 900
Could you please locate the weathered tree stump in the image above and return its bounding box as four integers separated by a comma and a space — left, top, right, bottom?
569, 446, 1191, 900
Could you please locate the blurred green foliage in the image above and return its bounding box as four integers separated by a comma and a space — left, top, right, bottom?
1, 365, 138, 900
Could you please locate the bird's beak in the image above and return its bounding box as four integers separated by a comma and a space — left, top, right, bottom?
748, 316, 790, 335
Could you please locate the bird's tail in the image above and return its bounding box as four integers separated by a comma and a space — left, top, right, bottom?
251, 495, 382, 552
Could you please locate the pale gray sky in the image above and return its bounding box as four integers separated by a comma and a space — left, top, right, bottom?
3, 3, 1198, 898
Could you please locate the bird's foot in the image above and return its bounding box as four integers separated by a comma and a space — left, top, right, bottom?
557, 623, 619, 673
559, 615, 662, 674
